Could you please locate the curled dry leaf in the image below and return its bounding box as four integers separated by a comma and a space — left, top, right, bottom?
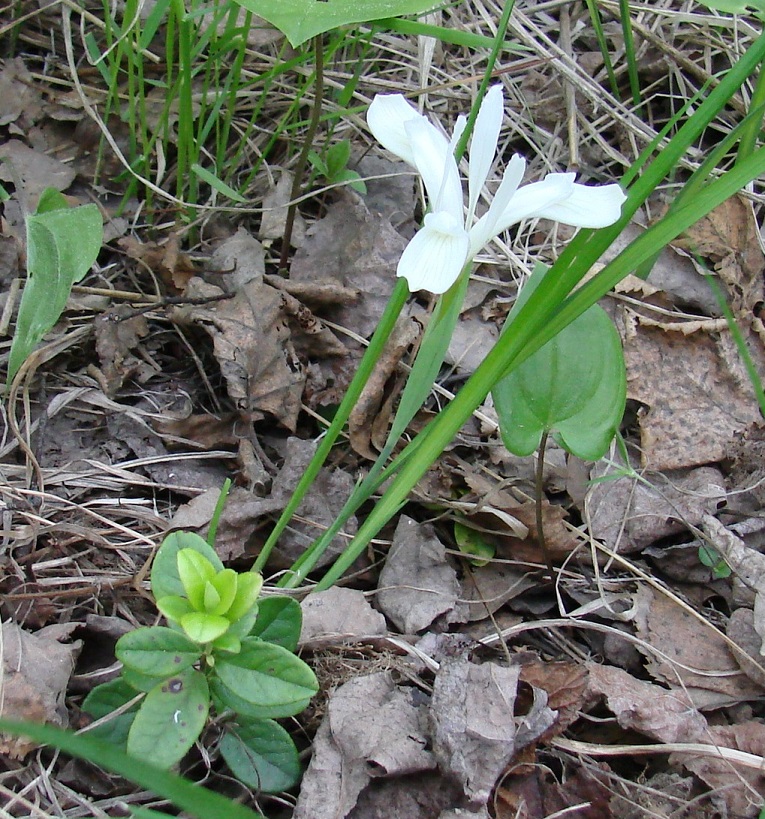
377, 516, 460, 633
0, 622, 81, 758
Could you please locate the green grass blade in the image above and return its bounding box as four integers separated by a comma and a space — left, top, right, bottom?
0, 719, 265, 819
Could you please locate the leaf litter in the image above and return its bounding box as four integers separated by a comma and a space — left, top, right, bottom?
1, 3, 765, 818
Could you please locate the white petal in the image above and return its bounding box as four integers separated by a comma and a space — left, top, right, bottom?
367, 94, 423, 166
467, 85, 503, 221
397, 211, 470, 294
486, 172, 578, 235
468, 154, 526, 256
528, 182, 627, 228
405, 117, 463, 219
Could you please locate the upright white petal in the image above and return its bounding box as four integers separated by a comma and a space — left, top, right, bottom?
468, 154, 526, 256
366, 94, 423, 166
405, 118, 463, 219
397, 211, 470, 294
528, 182, 627, 228
467, 85, 504, 222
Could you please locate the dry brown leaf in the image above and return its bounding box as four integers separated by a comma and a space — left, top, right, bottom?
624, 310, 762, 470
586, 457, 725, 554
293, 672, 434, 819
300, 587, 387, 644
349, 315, 420, 459
94, 307, 152, 396
177, 276, 305, 431
0, 139, 76, 203
430, 658, 555, 805
727, 608, 765, 687
671, 721, 765, 818
119, 234, 197, 292
519, 659, 588, 742
0, 622, 81, 758
377, 516, 459, 633
702, 515, 765, 655
586, 662, 707, 743
633, 587, 762, 708
258, 169, 306, 247
0, 58, 44, 128
449, 563, 537, 623
290, 194, 406, 339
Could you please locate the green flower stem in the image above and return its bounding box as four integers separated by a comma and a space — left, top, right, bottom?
253, 277, 410, 573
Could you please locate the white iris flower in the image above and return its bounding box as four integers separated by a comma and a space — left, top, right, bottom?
367, 86, 627, 294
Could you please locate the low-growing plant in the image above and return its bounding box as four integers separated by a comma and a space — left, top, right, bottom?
83, 523, 317, 792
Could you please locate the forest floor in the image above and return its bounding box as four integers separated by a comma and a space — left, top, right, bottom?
1, 1, 765, 817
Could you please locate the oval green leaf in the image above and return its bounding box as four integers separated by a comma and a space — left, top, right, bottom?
116, 627, 202, 676
250, 597, 302, 651
127, 668, 209, 768
82, 679, 141, 746
220, 718, 301, 793
492, 303, 626, 461
214, 638, 317, 709
210, 677, 312, 720
180, 612, 230, 644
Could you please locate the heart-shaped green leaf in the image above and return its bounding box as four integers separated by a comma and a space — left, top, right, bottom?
492, 302, 626, 461
116, 627, 202, 676
215, 638, 317, 709
127, 668, 209, 768
233, 0, 439, 47
220, 718, 301, 793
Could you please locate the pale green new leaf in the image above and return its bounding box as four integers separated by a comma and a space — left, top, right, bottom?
233, 0, 440, 47
151, 531, 224, 602
8, 189, 102, 384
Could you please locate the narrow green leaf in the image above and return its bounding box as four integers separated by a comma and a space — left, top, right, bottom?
127, 668, 209, 768
191, 163, 247, 203
151, 532, 224, 602
232, 0, 440, 47
215, 638, 317, 709
8, 194, 102, 384
116, 627, 202, 676
0, 718, 265, 819
250, 597, 302, 651
220, 718, 301, 793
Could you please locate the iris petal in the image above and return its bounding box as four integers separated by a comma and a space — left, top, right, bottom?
397, 211, 470, 294
529, 182, 627, 228
405, 118, 463, 219
366, 94, 423, 165
468, 154, 526, 256
467, 85, 503, 222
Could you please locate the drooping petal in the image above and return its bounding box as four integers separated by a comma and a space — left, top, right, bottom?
405, 117, 463, 219
467, 85, 504, 222
482, 172, 578, 236
366, 94, 424, 166
468, 154, 526, 256
526, 181, 627, 228
397, 211, 470, 294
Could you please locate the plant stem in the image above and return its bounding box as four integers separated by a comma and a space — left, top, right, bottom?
534, 430, 555, 583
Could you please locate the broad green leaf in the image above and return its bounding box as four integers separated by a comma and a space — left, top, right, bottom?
82, 679, 141, 746
127, 668, 209, 768
129, 808, 178, 819
492, 303, 626, 461
220, 718, 301, 793
227, 607, 259, 640
210, 677, 312, 720
180, 612, 230, 644
211, 633, 242, 654
177, 549, 218, 610
325, 139, 351, 181
151, 532, 224, 602
227, 572, 263, 623
116, 627, 202, 676
453, 522, 494, 567
250, 597, 302, 651
123, 667, 172, 693
233, 0, 440, 47
7, 191, 102, 384
215, 638, 317, 709
0, 718, 265, 819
